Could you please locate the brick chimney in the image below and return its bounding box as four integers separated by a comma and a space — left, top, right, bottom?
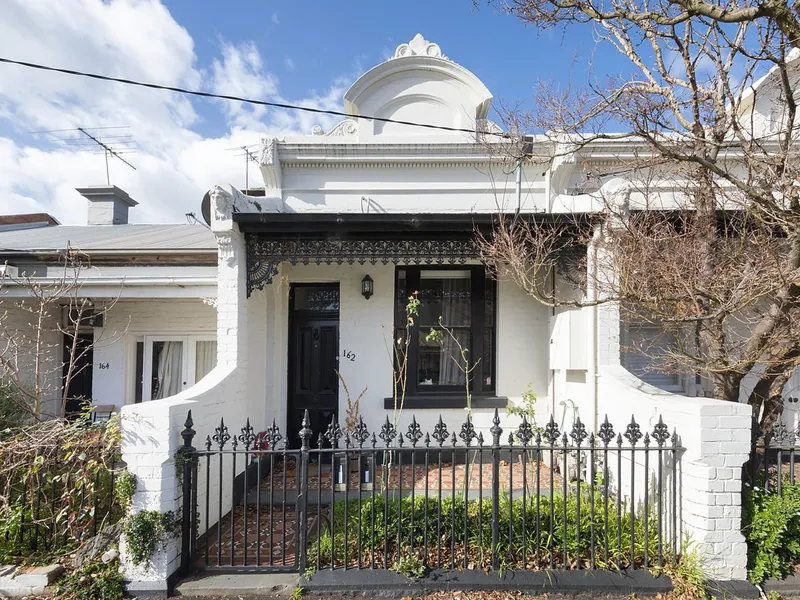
77, 185, 138, 225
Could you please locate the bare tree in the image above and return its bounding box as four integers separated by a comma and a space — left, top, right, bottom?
479, 0, 800, 434
0, 247, 123, 422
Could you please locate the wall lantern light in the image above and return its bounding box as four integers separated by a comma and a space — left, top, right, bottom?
361, 274, 374, 300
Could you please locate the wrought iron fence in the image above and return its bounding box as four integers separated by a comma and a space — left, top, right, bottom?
178, 410, 683, 576
748, 418, 800, 495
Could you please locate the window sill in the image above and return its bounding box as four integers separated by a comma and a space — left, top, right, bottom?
383, 395, 508, 409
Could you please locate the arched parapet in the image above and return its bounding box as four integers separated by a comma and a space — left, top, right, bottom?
343, 34, 493, 140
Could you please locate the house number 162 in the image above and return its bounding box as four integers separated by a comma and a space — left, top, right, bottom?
342, 350, 356, 362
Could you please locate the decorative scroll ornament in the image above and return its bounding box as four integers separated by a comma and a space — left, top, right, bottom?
311, 119, 358, 136
515, 417, 534, 446
598, 415, 615, 446
379, 416, 397, 446
353, 417, 370, 446
543, 415, 560, 445
325, 417, 343, 448
406, 416, 423, 446
570, 418, 588, 446
246, 234, 478, 296
392, 33, 449, 61
652, 416, 670, 446
213, 418, 231, 450
238, 419, 256, 449
771, 419, 794, 446
624, 416, 643, 446
432, 415, 449, 446
459, 416, 477, 446
265, 418, 283, 448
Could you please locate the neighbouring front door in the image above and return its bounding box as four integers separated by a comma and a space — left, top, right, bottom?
63, 332, 94, 417
287, 284, 340, 447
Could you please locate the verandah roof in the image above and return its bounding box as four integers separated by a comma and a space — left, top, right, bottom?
234, 212, 589, 296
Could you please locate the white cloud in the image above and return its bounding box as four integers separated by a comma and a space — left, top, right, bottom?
284, 57, 295, 72
0, 0, 350, 225
271, 11, 279, 25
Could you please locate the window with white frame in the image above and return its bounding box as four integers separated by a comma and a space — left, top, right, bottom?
133, 335, 217, 403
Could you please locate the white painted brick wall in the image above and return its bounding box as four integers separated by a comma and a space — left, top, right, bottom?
121, 188, 264, 591
597, 364, 751, 581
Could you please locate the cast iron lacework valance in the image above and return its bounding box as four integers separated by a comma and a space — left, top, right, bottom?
246, 235, 478, 296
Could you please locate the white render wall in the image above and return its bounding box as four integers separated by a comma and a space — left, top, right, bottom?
92, 300, 217, 409
0, 302, 62, 419
281, 163, 547, 215
261, 262, 550, 439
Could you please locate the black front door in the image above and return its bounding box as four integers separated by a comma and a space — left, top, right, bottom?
63, 332, 94, 417
287, 284, 339, 447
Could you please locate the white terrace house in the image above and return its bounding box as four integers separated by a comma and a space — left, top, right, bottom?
117, 35, 779, 590
0, 187, 217, 420
5, 34, 795, 590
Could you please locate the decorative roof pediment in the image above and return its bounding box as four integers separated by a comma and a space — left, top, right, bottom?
391, 33, 449, 61
342, 34, 493, 138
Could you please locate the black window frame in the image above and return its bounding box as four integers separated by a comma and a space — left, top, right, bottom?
385, 264, 505, 409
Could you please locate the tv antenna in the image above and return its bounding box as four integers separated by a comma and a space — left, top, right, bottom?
226, 144, 260, 191
32, 125, 137, 185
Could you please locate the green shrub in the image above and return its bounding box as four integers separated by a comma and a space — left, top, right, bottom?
0, 415, 123, 563
308, 491, 663, 571
114, 470, 136, 510
55, 559, 124, 600
123, 510, 180, 567
742, 481, 800, 584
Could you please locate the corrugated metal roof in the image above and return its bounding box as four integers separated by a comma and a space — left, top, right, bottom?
0, 224, 217, 253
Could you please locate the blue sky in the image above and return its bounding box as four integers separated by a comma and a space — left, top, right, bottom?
0, 0, 619, 224
165, 0, 608, 133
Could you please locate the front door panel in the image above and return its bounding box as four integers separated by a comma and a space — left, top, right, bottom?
288, 285, 339, 447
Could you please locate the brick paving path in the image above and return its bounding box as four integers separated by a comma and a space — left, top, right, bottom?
260, 457, 562, 492
196, 505, 306, 567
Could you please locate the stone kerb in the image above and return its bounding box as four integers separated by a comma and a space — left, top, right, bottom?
597, 365, 751, 581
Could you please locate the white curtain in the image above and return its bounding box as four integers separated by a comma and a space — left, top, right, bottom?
195, 340, 217, 383
155, 341, 183, 399
439, 280, 468, 386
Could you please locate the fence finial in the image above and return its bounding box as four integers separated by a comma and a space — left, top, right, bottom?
490, 408, 502, 445
299, 410, 312, 448
181, 411, 196, 449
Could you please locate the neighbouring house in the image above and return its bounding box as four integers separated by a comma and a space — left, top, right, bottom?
4, 34, 797, 591
0, 185, 218, 419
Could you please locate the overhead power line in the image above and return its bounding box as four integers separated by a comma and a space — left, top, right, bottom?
0, 57, 509, 137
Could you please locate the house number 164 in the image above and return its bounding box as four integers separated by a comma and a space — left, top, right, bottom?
342, 350, 356, 362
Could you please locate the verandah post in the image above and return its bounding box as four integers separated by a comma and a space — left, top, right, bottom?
297, 410, 312, 573
179, 411, 196, 576
490, 408, 502, 571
